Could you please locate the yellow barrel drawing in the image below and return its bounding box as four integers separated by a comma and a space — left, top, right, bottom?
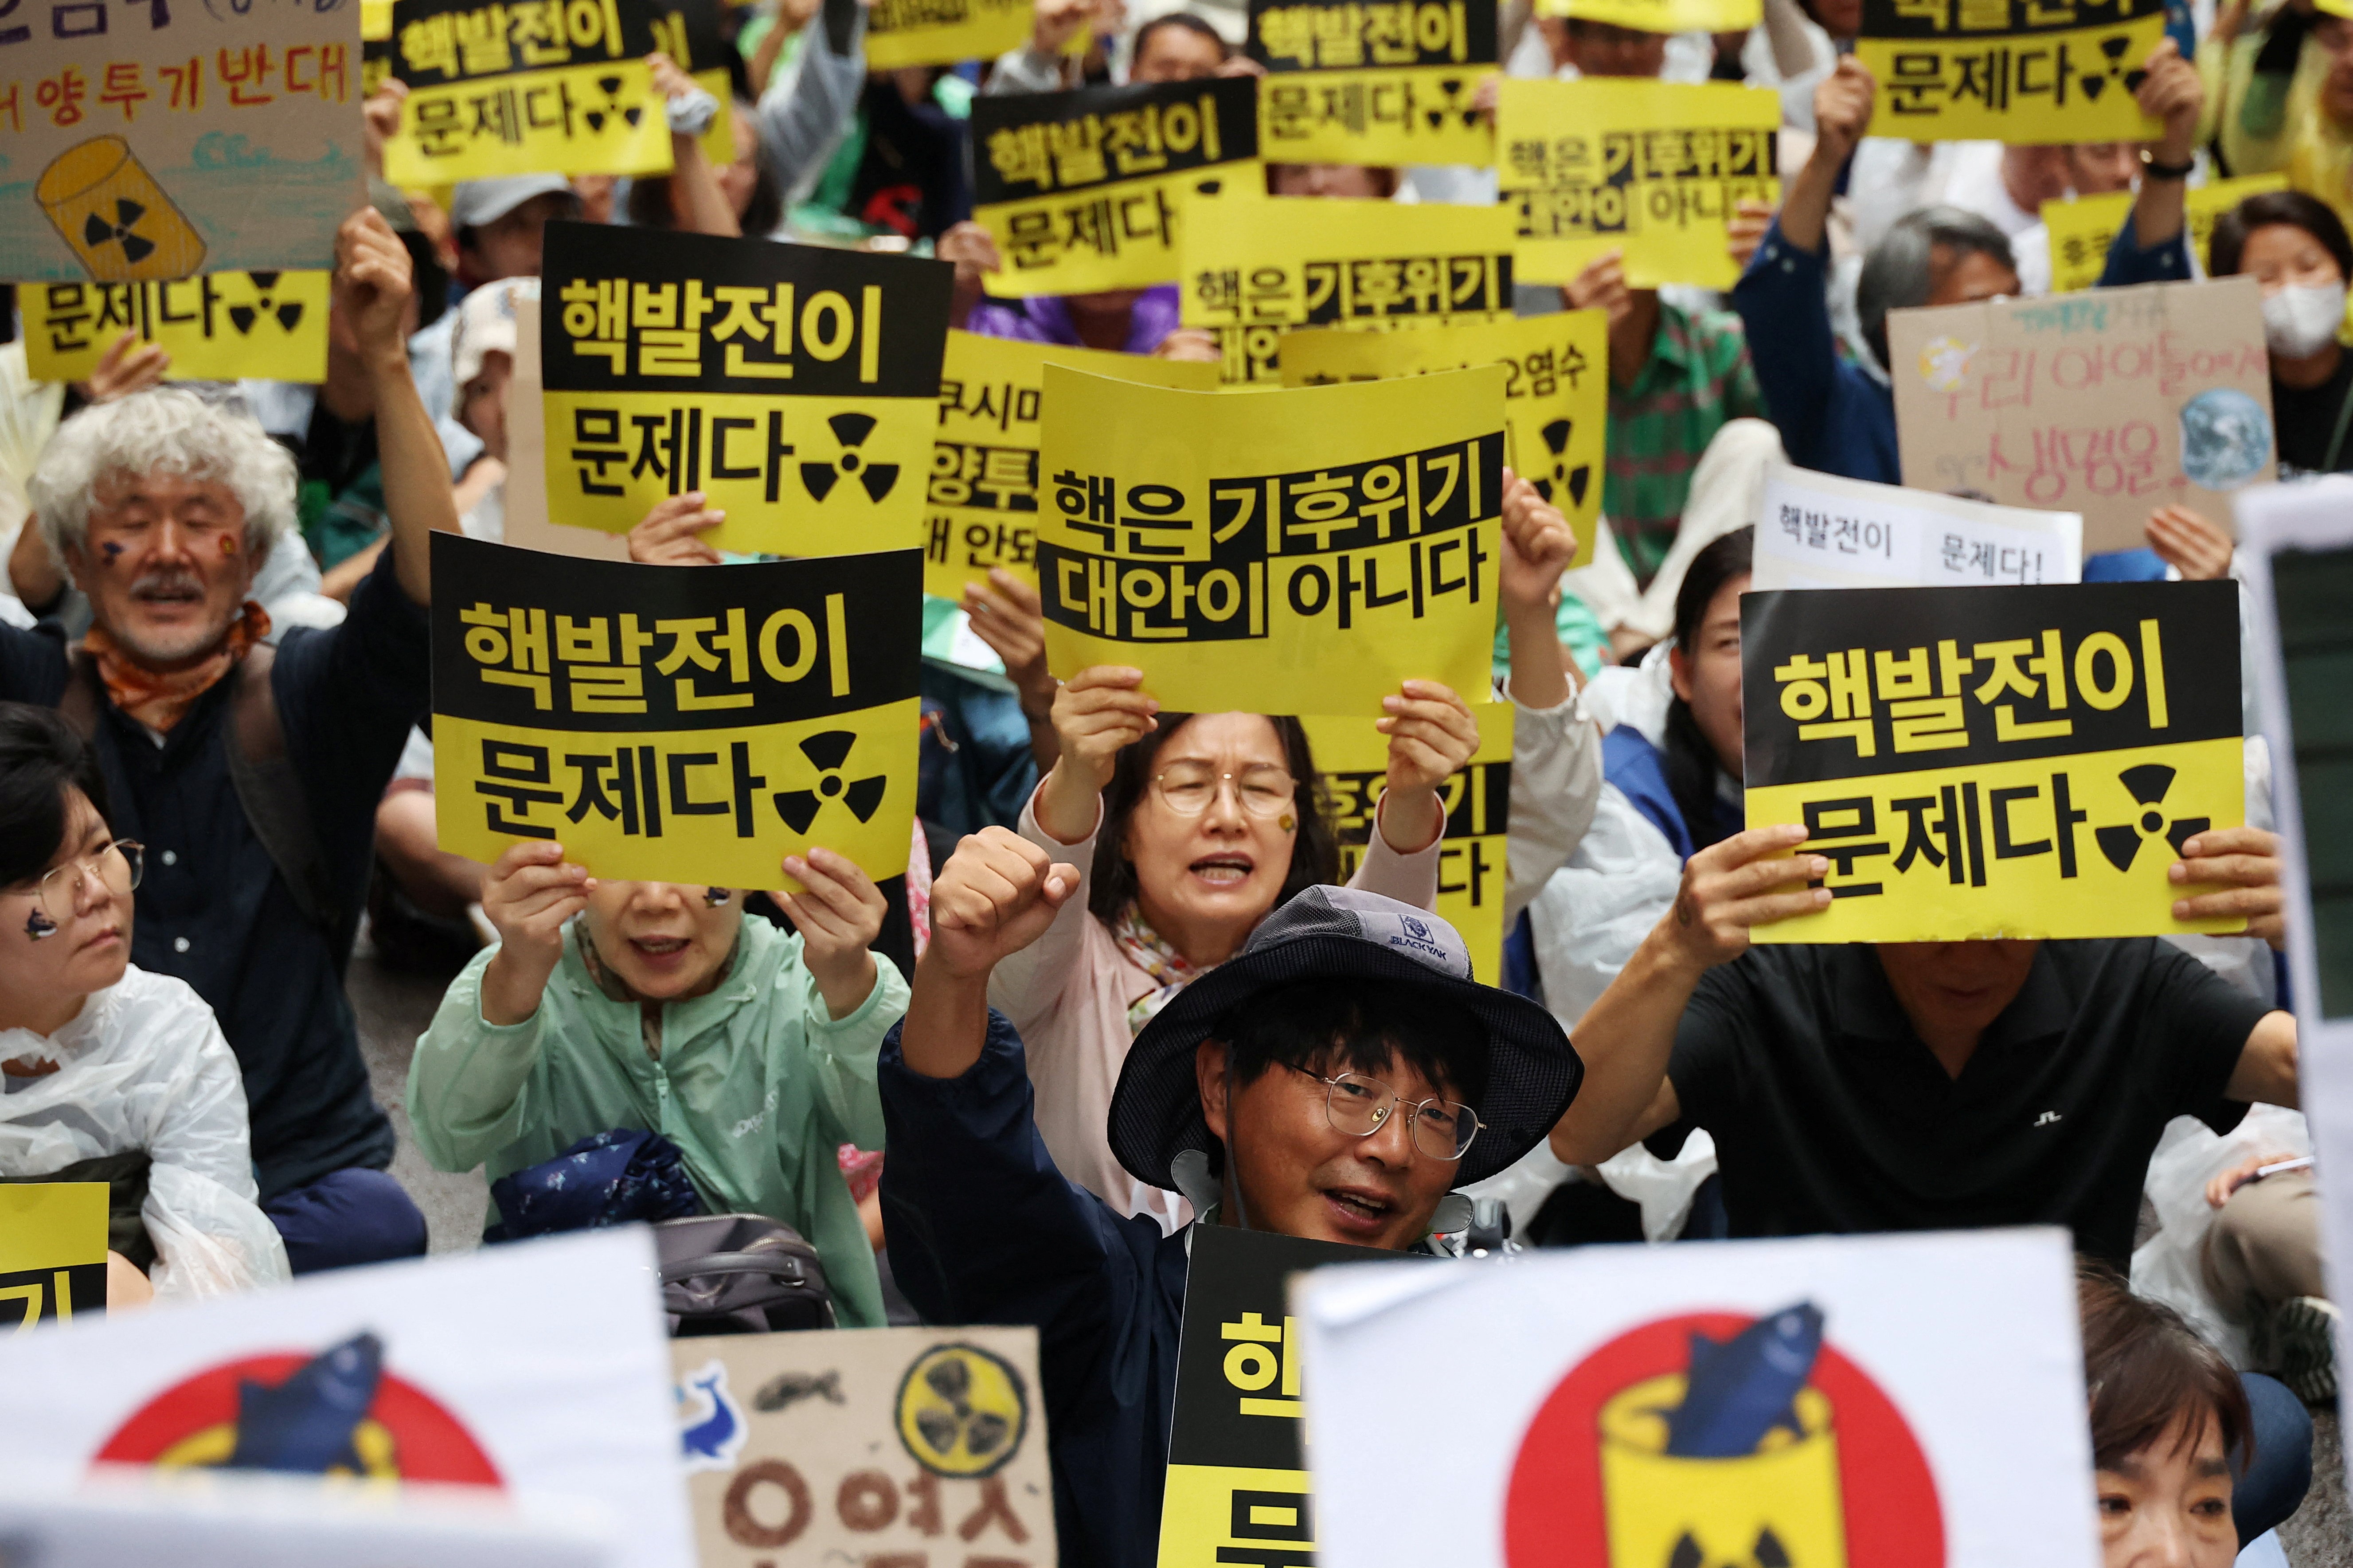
1599, 1374, 1849, 1568
37, 136, 207, 283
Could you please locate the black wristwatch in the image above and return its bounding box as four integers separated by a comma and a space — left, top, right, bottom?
2141, 150, 2195, 181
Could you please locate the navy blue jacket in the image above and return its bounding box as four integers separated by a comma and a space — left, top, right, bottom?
0, 547, 427, 1196
879, 1010, 1188, 1568
1733, 212, 2195, 484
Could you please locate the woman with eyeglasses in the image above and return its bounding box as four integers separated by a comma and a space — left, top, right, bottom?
0, 703, 289, 1303
988, 476, 1596, 1228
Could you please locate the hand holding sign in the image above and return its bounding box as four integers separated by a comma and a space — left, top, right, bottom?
2136, 36, 2201, 167
928, 826, 1080, 982
1813, 56, 1876, 167
1665, 826, 1833, 973
1376, 681, 1481, 851
629, 492, 727, 566
777, 847, 887, 1019
1040, 666, 1161, 842
335, 209, 416, 369
480, 841, 598, 1026
2169, 825, 2285, 948
78, 332, 171, 406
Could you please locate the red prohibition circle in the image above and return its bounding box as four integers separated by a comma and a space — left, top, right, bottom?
1502, 1312, 1944, 1568
93, 1353, 504, 1487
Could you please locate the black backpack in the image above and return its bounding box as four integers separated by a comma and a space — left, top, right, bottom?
655, 1214, 836, 1335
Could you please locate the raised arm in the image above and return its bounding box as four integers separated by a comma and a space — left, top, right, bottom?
337, 208, 460, 605
650, 52, 740, 238
2122, 39, 2202, 258
904, 827, 1080, 1080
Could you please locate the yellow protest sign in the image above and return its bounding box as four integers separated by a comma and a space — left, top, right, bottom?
971, 79, 1262, 298
1247, 0, 1498, 168
1498, 78, 1779, 289
1280, 311, 1607, 567
1742, 581, 2245, 941
23, 271, 329, 383
865, 0, 1031, 70
431, 535, 922, 888
1302, 704, 1513, 983
0, 1183, 106, 1330
1537, 0, 1761, 31
1037, 363, 1504, 714
927, 331, 1218, 601
1179, 186, 1517, 384
2040, 175, 2286, 294
539, 221, 952, 557
1856, 0, 2165, 144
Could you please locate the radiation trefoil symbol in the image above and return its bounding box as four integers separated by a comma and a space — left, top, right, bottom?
800, 412, 902, 504
1529, 418, 1591, 509
1420, 78, 1482, 131
228, 272, 305, 336
82, 199, 156, 265
2094, 762, 2208, 873
894, 1343, 1030, 1479
584, 74, 646, 135
772, 730, 887, 833
2077, 35, 2149, 101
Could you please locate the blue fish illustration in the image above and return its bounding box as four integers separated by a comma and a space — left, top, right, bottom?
1661, 1303, 1825, 1459
223, 1331, 385, 1474
679, 1362, 742, 1469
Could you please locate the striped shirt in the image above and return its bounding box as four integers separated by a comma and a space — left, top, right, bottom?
1605, 300, 1767, 588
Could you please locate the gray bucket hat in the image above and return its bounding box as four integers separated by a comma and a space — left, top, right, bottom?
1106, 886, 1582, 1192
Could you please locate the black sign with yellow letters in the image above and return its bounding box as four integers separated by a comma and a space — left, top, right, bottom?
1855, 0, 2165, 143
1742, 581, 2243, 941
431, 534, 921, 889
1247, 0, 1498, 167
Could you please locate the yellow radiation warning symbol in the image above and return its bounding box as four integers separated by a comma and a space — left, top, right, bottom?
895, 1342, 1029, 1478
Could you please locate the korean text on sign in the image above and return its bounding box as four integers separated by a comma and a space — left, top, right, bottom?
430, 534, 923, 889
1741, 581, 2243, 942
1280, 311, 1608, 566
1497, 78, 1779, 290
541, 220, 952, 558
865, 0, 1028, 70
1247, 0, 1498, 168
0, 0, 362, 283
1536, 0, 1761, 33
1037, 363, 1504, 716
1855, 0, 2165, 144
1303, 705, 1514, 984
1180, 186, 1516, 385
1751, 463, 2083, 593
2040, 174, 2285, 294
0, 1183, 106, 1330
24, 269, 328, 382
1886, 275, 2275, 555
927, 330, 1217, 601
971, 77, 1260, 299
385, 0, 729, 183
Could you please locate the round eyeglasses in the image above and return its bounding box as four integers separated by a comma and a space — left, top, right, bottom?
1152, 762, 1298, 819
15, 840, 143, 929
1298, 1068, 1481, 1161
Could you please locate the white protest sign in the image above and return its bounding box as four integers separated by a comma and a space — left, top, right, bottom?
0, 1228, 692, 1568
1297, 1228, 2095, 1568
1754, 463, 2083, 593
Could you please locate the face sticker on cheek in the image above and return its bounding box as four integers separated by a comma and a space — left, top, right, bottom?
23, 910, 56, 940
219, 534, 237, 558
98, 541, 123, 565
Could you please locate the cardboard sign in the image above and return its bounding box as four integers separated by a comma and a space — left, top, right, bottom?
0, 1182, 106, 1330
1753, 464, 2082, 592
1302, 704, 1513, 984
1280, 312, 1607, 566
1497, 78, 1780, 291
1036, 363, 1504, 714
383, 0, 731, 184
1295, 1228, 2096, 1568
1856, 0, 2165, 144
1537, 0, 1762, 31
2040, 175, 2285, 295
1247, 0, 1498, 168
926, 330, 1218, 601
865, 0, 1029, 70
1179, 186, 1517, 385
1741, 581, 2244, 941
668, 1327, 1055, 1568
1158, 1225, 1419, 1568
1887, 277, 2276, 556
430, 534, 921, 888
0, 1229, 693, 1568
971, 79, 1261, 299
539, 222, 952, 557
23, 270, 329, 382
0, 0, 363, 283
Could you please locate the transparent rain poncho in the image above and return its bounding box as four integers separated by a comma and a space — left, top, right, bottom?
0, 965, 289, 1298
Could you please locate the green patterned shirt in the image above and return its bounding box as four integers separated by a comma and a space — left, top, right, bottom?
1604, 300, 1767, 589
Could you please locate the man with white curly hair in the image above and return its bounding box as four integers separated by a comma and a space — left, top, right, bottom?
0, 209, 459, 1273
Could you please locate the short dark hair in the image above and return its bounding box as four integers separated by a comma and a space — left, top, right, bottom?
1857, 204, 2016, 372
1134, 12, 1228, 64
2210, 189, 2353, 285
0, 703, 111, 891
2077, 1261, 2254, 1476
1221, 976, 1490, 1112
1088, 712, 1341, 924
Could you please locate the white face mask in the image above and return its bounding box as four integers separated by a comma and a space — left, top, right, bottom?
2261, 281, 2348, 360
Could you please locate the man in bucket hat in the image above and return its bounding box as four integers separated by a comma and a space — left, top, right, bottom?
879, 826, 1581, 1568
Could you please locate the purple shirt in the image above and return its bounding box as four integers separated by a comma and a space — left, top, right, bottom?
962, 285, 1184, 355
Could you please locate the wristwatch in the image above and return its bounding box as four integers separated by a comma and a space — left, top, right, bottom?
2140, 150, 2195, 181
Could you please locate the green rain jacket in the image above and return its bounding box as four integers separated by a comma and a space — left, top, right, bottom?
406, 916, 909, 1326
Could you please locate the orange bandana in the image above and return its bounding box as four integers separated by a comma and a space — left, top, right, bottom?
83, 601, 270, 734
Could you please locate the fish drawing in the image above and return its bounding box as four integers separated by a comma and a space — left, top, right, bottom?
223, 1331, 386, 1474
1660, 1303, 1825, 1459
753, 1369, 845, 1414
679, 1362, 743, 1469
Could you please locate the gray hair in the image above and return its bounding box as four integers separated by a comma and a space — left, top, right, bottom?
1856, 204, 2017, 373
27, 387, 297, 567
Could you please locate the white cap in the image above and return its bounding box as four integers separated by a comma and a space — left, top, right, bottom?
450, 277, 539, 413
449, 174, 578, 232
